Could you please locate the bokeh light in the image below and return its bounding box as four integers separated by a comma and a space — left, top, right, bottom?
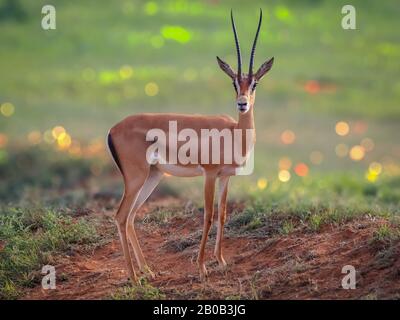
57, 132, 72, 150
43, 130, 55, 144
369, 162, 383, 175
119, 65, 133, 80
335, 121, 349, 136
0, 133, 8, 148
310, 151, 323, 165
161, 25, 192, 44
278, 170, 291, 182
52, 126, 66, 139
335, 143, 349, 157
280, 130, 296, 144
1, 102, 15, 117
294, 163, 309, 177
279, 157, 292, 170
144, 1, 158, 15
257, 178, 268, 190
145, 82, 159, 96
349, 145, 365, 161
361, 138, 375, 152
304, 80, 321, 94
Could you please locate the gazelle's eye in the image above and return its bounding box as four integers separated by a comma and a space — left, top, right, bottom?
251, 82, 258, 92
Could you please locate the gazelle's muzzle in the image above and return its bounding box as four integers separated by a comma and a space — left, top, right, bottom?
237, 95, 249, 113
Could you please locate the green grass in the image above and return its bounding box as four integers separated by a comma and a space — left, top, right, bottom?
0, 207, 98, 299
110, 278, 165, 300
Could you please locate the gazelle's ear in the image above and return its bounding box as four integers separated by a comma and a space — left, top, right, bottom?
254, 57, 274, 81
216, 56, 236, 79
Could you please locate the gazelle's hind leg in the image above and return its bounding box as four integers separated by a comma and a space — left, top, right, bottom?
126, 166, 163, 278
197, 173, 216, 280
114, 169, 149, 283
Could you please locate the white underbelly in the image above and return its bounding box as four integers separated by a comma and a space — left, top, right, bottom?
156, 163, 203, 177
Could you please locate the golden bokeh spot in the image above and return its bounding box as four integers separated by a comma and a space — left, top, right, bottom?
335, 143, 349, 158
51, 126, 66, 139
365, 171, 378, 182
349, 145, 365, 161
361, 138, 375, 152
278, 157, 292, 170
335, 121, 349, 136
310, 151, 323, 165
1, 102, 15, 117
280, 130, 296, 144
57, 133, 72, 150
257, 178, 268, 190
145, 82, 159, 96
369, 162, 382, 175
27, 131, 41, 145
278, 170, 291, 182
119, 65, 133, 80
0, 133, 8, 148
294, 163, 309, 177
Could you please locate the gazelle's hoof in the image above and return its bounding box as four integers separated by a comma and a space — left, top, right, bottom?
216, 257, 227, 269
199, 264, 208, 281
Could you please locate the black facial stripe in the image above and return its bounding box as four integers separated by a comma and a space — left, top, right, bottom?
251, 82, 258, 92
232, 82, 238, 93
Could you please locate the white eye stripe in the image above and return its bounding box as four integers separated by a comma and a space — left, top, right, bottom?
250, 79, 257, 91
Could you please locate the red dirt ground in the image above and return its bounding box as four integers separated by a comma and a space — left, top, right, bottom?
23, 197, 400, 300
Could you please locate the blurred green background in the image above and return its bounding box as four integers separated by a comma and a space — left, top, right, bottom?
0, 0, 399, 204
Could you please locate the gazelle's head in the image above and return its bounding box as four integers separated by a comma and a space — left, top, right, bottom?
217, 9, 274, 114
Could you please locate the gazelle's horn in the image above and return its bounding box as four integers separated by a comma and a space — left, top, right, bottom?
231, 10, 242, 78
249, 9, 263, 76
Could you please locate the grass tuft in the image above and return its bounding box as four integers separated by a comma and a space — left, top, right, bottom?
0, 207, 98, 299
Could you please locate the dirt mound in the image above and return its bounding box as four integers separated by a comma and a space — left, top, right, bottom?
23, 198, 400, 300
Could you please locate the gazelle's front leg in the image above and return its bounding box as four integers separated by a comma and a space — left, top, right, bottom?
214, 176, 229, 267
197, 172, 216, 279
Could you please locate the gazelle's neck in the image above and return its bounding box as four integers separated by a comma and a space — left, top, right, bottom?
236, 107, 255, 131
235, 106, 256, 159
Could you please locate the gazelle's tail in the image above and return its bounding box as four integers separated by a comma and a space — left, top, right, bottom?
106, 131, 123, 174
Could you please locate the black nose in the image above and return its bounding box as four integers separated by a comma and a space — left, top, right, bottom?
237, 102, 247, 111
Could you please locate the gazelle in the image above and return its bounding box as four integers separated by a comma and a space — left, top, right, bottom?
107, 9, 274, 282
